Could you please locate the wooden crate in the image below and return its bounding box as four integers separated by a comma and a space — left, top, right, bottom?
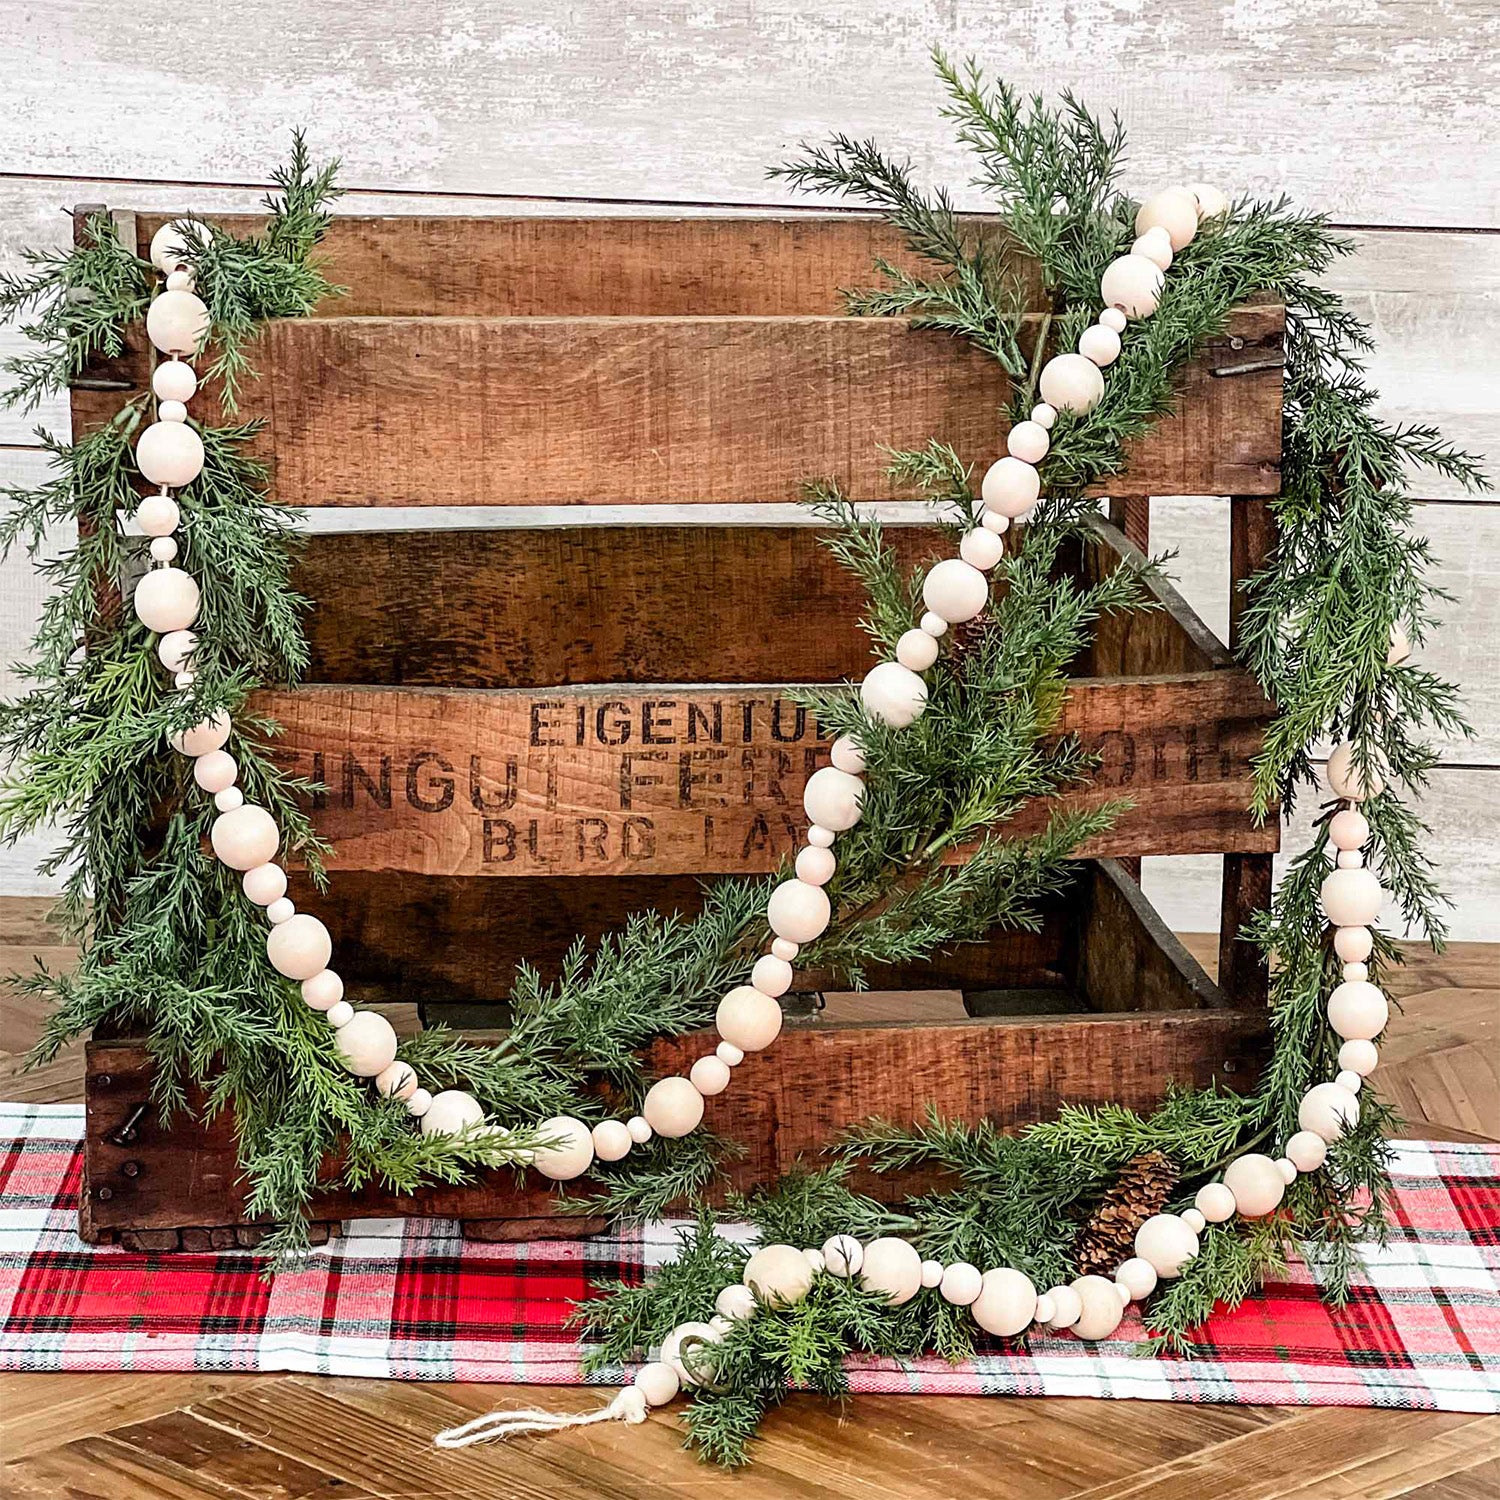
74, 210, 1283, 1244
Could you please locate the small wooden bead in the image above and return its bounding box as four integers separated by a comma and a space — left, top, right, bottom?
1338, 1038, 1379, 1076
1116, 1256, 1157, 1300
267, 913, 333, 981
1006, 419, 1050, 463
193, 750, 237, 794
981, 508, 1010, 534
1327, 979, 1388, 1040
633, 1361, 680, 1407
771, 937, 801, 959
165, 269, 195, 292
830, 733, 866, 774
1276, 1157, 1298, 1184
1046, 1284, 1082, 1329
1298, 1082, 1361, 1141
325, 1000, 354, 1028
919, 610, 948, 637
592, 1119, 633, 1161
895, 626, 939, 671
690, 1054, 732, 1096
803, 1248, 826, 1274
802, 765, 864, 831
420, 1089, 485, 1137
1039, 351, 1106, 413
375, 1061, 418, 1100
213, 787, 243, 813
300, 969, 343, 1010
1336, 1069, 1363, 1093
145, 289, 210, 356
133, 567, 200, 633
860, 661, 928, 728
744, 1244, 815, 1307
1334, 926, 1374, 963
266, 898, 295, 925
157, 628, 197, 674
1132, 229, 1173, 271
920, 1258, 945, 1289
158, 400, 189, 424
136, 420, 205, 487
1099, 307, 1127, 334
1326, 741, 1385, 801
175, 671, 197, 691
626, 1115, 652, 1144
1078, 324, 1121, 366
716, 985, 783, 1051
751, 954, 793, 997
210, 804, 279, 871
150, 537, 179, 563
922, 557, 989, 622
1321, 868, 1383, 927
334, 1011, 399, 1078
1115, 1281, 1132, 1305
939, 1261, 981, 1305
716, 1040, 744, 1066
716, 1283, 758, 1321
1342, 962, 1369, 983
795, 844, 836, 886
1285, 1129, 1329, 1172
1194, 1182, 1237, 1222
1328, 808, 1370, 850
243, 863, 288, 906
406, 1087, 433, 1117
169, 709, 231, 757
859, 1238, 923, 1306
152, 360, 198, 403
1134, 1214, 1199, 1278
149, 219, 210, 273
1336, 849, 1364, 869
1135, 187, 1199, 250
1191, 184, 1230, 219
1180, 1208, 1206, 1234
1034, 1293, 1055, 1325
971, 1268, 1037, 1337
1223, 1153, 1285, 1217
822, 1234, 863, 1277
1029, 402, 1057, 429
1070, 1275, 1125, 1340
959, 527, 1005, 571
980, 456, 1041, 518
532, 1116, 595, 1180
135, 494, 180, 536
642, 1075, 704, 1137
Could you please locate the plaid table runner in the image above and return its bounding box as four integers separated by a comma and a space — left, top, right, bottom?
2, 1103, 1496, 1410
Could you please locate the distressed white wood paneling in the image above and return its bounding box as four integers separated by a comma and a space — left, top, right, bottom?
5, 1, 1499, 226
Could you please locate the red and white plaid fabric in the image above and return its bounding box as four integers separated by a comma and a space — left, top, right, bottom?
2, 1104, 1496, 1410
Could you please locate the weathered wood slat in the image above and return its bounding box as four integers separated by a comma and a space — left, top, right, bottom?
227, 306, 1283, 505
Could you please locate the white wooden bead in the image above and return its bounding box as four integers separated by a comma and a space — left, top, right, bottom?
420, 1089, 485, 1136
1190, 183, 1230, 219
859, 1237, 923, 1305
1029, 402, 1057, 429
135, 493, 181, 536
1132, 229, 1173, 271
324, 1000, 354, 1028
920, 1259, 945, 1289
1328, 808, 1370, 851
971, 1268, 1037, 1337
822, 1234, 863, 1277
150, 219, 210, 273
375, 1060, 418, 1100
802, 765, 864, 831
1034, 1293, 1055, 1325
267, 913, 332, 981
301, 969, 343, 1010
1046, 1284, 1082, 1329
860, 661, 928, 728
1334, 926, 1374, 963
152, 360, 198, 403
1116, 1280, 1132, 1305
1328, 979, 1388, 1040
532, 1116, 595, 1180
243, 863, 288, 906
267, 899, 295, 925
1298, 1081, 1361, 1141
1071, 1275, 1125, 1340
980, 456, 1041, 519
210, 804, 279, 870
803, 1248, 825, 1274
980, 509, 1008, 534
169, 709, 231, 757
919, 610, 948, 637
1336, 849, 1364, 869
158, 400, 188, 424
592, 1119, 633, 1161
690, 1054, 732, 1096
175, 670, 198, 691
922, 557, 989, 622
1100, 254, 1166, 318
1223, 1153, 1285, 1217
1115, 1256, 1157, 1301
1285, 1130, 1330, 1172
642, 1075, 705, 1137
406, 1087, 433, 1117
1194, 1182, 1237, 1222
1006, 419, 1050, 463
626, 1115, 652, 1144
1276, 1157, 1298, 1184
146, 288, 210, 356
939, 1261, 982, 1305
1343, 962, 1369, 984
1038, 351, 1106, 413
1321, 867, 1383, 927
1135, 187, 1200, 249
633, 1362, 680, 1407
716, 1040, 744, 1067
165, 269, 195, 292
214, 788, 243, 813
895, 627, 939, 671
132, 567, 200, 633
830, 733, 866, 774
959, 527, 1005, 571
150, 537, 179, 563
1336, 1069, 1363, 1093
1134, 1213, 1199, 1278
193, 750, 237, 794
771, 937, 801, 960
1078, 324, 1122, 367
716, 984, 783, 1051
157, 629, 197, 675
1181, 1208, 1206, 1234
1388, 623, 1413, 665
334, 1011, 399, 1077
715, 1283, 758, 1322
767, 879, 831, 943
1099, 307, 1127, 334
1338, 1038, 1379, 1076
136, 420, 205, 487
751, 954, 793, 997
795, 844, 836, 886
660, 1321, 721, 1386
743, 1243, 816, 1307
1326, 741, 1386, 801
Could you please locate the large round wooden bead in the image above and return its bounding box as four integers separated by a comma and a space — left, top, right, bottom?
132, 567, 200, 634
860, 661, 928, 728
859, 1237, 923, 1305
266, 913, 332, 981
152, 359, 199, 403
959, 527, 1005, 571
1223, 1153, 1286, 1217
1134, 1213, 1199, 1278
1006, 419, 1050, 464
210, 803, 279, 870
1132, 227, 1173, 271
169, 709, 230, 757
333, 1010, 399, 1077
642, 1075, 705, 1137
1115, 1256, 1158, 1301
1038, 352, 1105, 414
743, 1243, 816, 1307
766, 878, 831, 944
1194, 1181, 1237, 1223
1328, 808, 1370, 851
1338, 1038, 1379, 1077
1191, 184, 1230, 220
532, 1116, 595, 1180
633, 1361, 680, 1407
1285, 1129, 1329, 1172
938, 1261, 982, 1306
980, 456, 1041, 518
1070, 1275, 1125, 1340
922, 558, 989, 623
1135, 188, 1200, 250
1326, 741, 1385, 801
716, 984, 782, 1051
150, 219, 210, 273
713, 1283, 756, 1323
1327, 979, 1388, 1040
375, 1060, 418, 1101
829, 734, 866, 775
146, 289, 210, 356
420, 1089, 485, 1136
660, 1321, 721, 1387
136, 419, 205, 488
1298, 1082, 1360, 1141
802, 765, 864, 831
1321, 867, 1383, 927
1100, 253, 1166, 318
970, 1267, 1037, 1337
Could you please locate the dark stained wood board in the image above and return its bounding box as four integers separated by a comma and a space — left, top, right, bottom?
218, 305, 1282, 506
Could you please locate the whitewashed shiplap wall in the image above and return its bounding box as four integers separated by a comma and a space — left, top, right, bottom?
2, 1, 1496, 938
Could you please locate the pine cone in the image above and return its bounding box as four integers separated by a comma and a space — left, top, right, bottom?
1072, 1151, 1177, 1277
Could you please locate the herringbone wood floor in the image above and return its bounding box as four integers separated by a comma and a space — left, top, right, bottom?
1, 897, 1496, 1499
